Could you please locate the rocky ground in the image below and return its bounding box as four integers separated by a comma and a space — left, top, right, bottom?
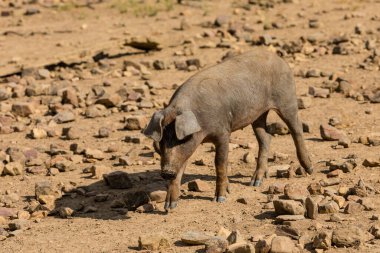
0, 0, 380, 252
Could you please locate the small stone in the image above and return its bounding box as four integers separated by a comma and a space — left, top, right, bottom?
305, 197, 318, 219
35, 181, 61, 199
344, 202, 363, 214
217, 227, 232, 239
227, 242, 255, 253
205, 236, 229, 253
284, 183, 309, 201
332, 227, 365, 247
124, 116, 147, 130
268, 183, 285, 194
319, 201, 340, 214
17, 210, 30, 220
227, 230, 245, 245
332, 195, 345, 208
58, 207, 74, 218
103, 171, 133, 189
215, 15, 230, 27
313, 231, 332, 249
12, 102, 35, 117
89, 165, 110, 179
270, 236, 295, 253
307, 183, 324, 195
95, 93, 122, 108
369, 225, 380, 239
138, 234, 171, 251
8, 219, 30, 231
94, 194, 109, 202
136, 203, 155, 213
297, 97, 312, 109
237, 198, 248, 205
85, 104, 109, 118
358, 198, 375, 211
54, 111, 75, 124
31, 128, 47, 139
98, 127, 110, 138
320, 124, 346, 141
149, 191, 166, 203
329, 213, 344, 222
276, 215, 305, 222
255, 234, 276, 253
309, 87, 329, 98
66, 127, 81, 140
3, 162, 23, 176
362, 158, 380, 167
273, 200, 305, 215
62, 89, 79, 107
181, 231, 213, 245
267, 122, 289, 135
84, 148, 105, 160
188, 179, 211, 192
243, 152, 255, 164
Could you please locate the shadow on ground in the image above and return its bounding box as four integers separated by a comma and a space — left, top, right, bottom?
52, 170, 250, 220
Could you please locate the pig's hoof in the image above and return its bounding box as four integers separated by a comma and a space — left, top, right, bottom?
306, 167, 314, 175
164, 201, 177, 211
249, 179, 262, 187
214, 196, 226, 203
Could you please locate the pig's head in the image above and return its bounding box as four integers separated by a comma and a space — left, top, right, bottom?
143, 109, 202, 180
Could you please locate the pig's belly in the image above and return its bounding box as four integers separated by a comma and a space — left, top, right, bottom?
230, 109, 264, 132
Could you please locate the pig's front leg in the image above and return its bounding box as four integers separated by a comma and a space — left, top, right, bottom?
164, 164, 185, 211
213, 134, 230, 203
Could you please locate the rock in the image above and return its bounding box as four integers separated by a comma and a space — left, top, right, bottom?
319, 201, 340, 214
320, 178, 340, 187
181, 231, 213, 245
273, 200, 305, 215
313, 231, 332, 249
306, 69, 321, 78
94, 194, 109, 202
268, 183, 285, 194
31, 128, 47, 139
243, 152, 255, 164
85, 104, 109, 118
149, 191, 167, 203
270, 236, 295, 253
35, 181, 61, 199
344, 202, 363, 214
332, 195, 345, 208
227, 242, 255, 253
188, 179, 211, 192
307, 183, 324, 195
3, 162, 23, 176
255, 234, 276, 253
309, 87, 329, 98
358, 198, 375, 211
84, 148, 105, 160
227, 230, 245, 245
205, 237, 229, 253
267, 122, 289, 135
65, 127, 81, 140
138, 234, 170, 251
125, 36, 162, 51
305, 197, 318, 219
237, 198, 248, 205
0, 163, 3, 176
217, 227, 232, 239
320, 124, 346, 141
215, 15, 230, 27
12, 102, 34, 117
62, 89, 79, 107
89, 165, 110, 179
58, 207, 74, 218
297, 97, 312, 109
362, 158, 380, 167
369, 225, 380, 239
95, 93, 122, 108
8, 219, 30, 231
124, 116, 147, 130
103, 171, 133, 189
0, 207, 16, 217
284, 183, 309, 201
136, 203, 155, 213
276, 215, 305, 222
98, 127, 110, 138
332, 227, 365, 247
17, 210, 30, 220
54, 111, 75, 124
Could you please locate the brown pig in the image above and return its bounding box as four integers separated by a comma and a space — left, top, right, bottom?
143, 49, 313, 210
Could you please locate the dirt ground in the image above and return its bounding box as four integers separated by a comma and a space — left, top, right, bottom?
0, 0, 380, 252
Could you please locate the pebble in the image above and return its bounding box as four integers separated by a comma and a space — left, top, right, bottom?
138, 234, 171, 251
181, 231, 213, 245
188, 179, 211, 192
103, 171, 133, 189
270, 236, 296, 253
273, 200, 305, 215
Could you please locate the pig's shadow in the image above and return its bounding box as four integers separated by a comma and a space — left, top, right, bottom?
53, 170, 248, 220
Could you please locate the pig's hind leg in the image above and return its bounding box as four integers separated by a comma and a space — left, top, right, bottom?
250, 111, 271, 187
213, 133, 230, 203
277, 106, 313, 174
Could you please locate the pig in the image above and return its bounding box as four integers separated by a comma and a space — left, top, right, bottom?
143, 49, 313, 210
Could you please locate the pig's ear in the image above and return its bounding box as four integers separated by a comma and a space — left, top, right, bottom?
143, 111, 164, 142
175, 111, 201, 140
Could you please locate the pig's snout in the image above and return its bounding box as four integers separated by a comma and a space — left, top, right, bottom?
161, 168, 177, 180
